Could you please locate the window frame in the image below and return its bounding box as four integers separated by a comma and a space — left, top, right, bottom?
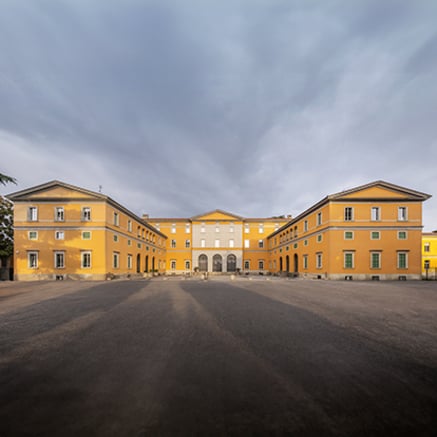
28, 251, 38, 269
54, 251, 65, 269
82, 251, 92, 269
344, 207, 354, 221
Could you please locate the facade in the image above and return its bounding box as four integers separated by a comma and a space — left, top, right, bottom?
7, 179, 432, 281
147, 210, 288, 274
7, 181, 167, 280
268, 181, 431, 280
422, 232, 437, 280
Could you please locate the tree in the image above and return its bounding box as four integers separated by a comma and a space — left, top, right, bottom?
0, 196, 13, 261
0, 173, 16, 269
0, 172, 17, 186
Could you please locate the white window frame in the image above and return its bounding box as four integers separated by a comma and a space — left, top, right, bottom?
113, 212, 119, 226
54, 251, 65, 269
127, 220, 132, 232
113, 252, 120, 269
55, 230, 65, 240
398, 206, 408, 221
344, 207, 353, 221
371, 231, 380, 240
244, 260, 250, 270
259, 224, 264, 234
82, 207, 91, 221
244, 224, 249, 234
28, 251, 38, 269
28, 206, 38, 221
185, 223, 190, 234
229, 239, 234, 248
214, 239, 220, 248
171, 224, 176, 234
171, 260, 176, 270
398, 231, 407, 240
424, 242, 430, 252
55, 207, 65, 222
244, 239, 250, 248
370, 252, 381, 269
397, 252, 408, 269
258, 239, 264, 248
316, 253, 323, 269
344, 252, 354, 269
304, 220, 308, 232
200, 239, 206, 248
258, 260, 264, 270
171, 239, 176, 248
28, 231, 38, 240
303, 254, 308, 270
82, 231, 91, 240
371, 207, 380, 221
82, 251, 92, 269
317, 212, 322, 226
344, 231, 354, 240
185, 260, 190, 270
185, 239, 190, 248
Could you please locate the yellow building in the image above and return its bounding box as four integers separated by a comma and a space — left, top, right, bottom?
146, 210, 288, 274
422, 232, 437, 279
268, 181, 431, 280
7, 179, 431, 281
7, 181, 167, 280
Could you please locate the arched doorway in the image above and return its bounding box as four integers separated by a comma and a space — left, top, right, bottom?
227, 254, 236, 272
152, 257, 155, 272
279, 257, 283, 272
294, 254, 298, 274
198, 254, 208, 272
213, 254, 223, 272
145, 255, 149, 272
136, 254, 141, 273
286, 255, 290, 273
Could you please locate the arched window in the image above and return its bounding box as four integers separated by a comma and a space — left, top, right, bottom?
227, 254, 237, 272
213, 254, 223, 272
198, 254, 208, 272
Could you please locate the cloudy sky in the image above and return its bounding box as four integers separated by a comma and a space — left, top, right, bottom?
1, 0, 436, 229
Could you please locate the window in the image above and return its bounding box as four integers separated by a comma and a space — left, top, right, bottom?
185, 260, 190, 270
398, 252, 408, 269
185, 223, 190, 234
344, 231, 354, 240
317, 234, 323, 243
82, 207, 91, 221
371, 231, 380, 240
424, 242, 430, 252
424, 260, 430, 269
55, 231, 64, 240
229, 224, 234, 233
55, 207, 64, 222
82, 252, 91, 268
128, 239, 132, 246
294, 226, 298, 238
201, 223, 205, 233
303, 255, 308, 269
398, 231, 407, 240
304, 239, 308, 246
229, 239, 234, 248
293, 243, 298, 249
344, 252, 354, 269
137, 243, 141, 249
28, 207, 38, 221
127, 220, 132, 232
185, 239, 191, 248
259, 224, 264, 234
398, 207, 407, 221
344, 207, 353, 221
54, 251, 65, 269
113, 212, 119, 226
244, 239, 250, 248
258, 260, 264, 270
214, 239, 220, 248
215, 224, 220, 233
244, 224, 249, 234
258, 239, 264, 248
371, 252, 381, 269
371, 207, 380, 221
28, 231, 38, 240
317, 212, 322, 226
316, 253, 322, 269
171, 240, 176, 248
171, 260, 176, 270
201, 239, 206, 248
171, 224, 176, 234
82, 231, 91, 240
244, 260, 250, 269
28, 251, 38, 268
113, 234, 119, 242
113, 252, 119, 269
304, 220, 308, 232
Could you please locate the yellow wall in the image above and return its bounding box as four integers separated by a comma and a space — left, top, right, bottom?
422, 233, 437, 279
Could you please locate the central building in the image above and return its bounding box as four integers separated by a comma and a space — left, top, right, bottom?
144, 210, 289, 274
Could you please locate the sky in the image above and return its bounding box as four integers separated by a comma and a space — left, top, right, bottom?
0, 0, 436, 230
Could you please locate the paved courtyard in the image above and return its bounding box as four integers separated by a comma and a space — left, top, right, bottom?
0, 277, 436, 436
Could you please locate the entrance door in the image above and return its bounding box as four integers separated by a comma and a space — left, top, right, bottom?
198, 254, 208, 272
226, 254, 236, 272
213, 254, 223, 272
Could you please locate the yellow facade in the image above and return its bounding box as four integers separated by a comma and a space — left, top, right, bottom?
422, 232, 437, 279
268, 181, 430, 280
8, 181, 166, 280
7, 180, 431, 281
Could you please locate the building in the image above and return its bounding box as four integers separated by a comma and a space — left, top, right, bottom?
146, 210, 288, 274
422, 231, 437, 280
268, 181, 431, 280
7, 181, 167, 280
7, 179, 432, 281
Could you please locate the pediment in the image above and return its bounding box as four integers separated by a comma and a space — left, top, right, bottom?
7, 181, 105, 202
330, 181, 431, 202
191, 209, 243, 221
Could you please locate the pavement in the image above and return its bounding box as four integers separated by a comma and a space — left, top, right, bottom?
0, 277, 436, 436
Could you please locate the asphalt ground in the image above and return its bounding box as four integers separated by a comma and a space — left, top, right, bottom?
0, 277, 436, 436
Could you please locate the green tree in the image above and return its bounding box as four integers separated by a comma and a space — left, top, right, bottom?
0, 173, 17, 186
0, 196, 13, 261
